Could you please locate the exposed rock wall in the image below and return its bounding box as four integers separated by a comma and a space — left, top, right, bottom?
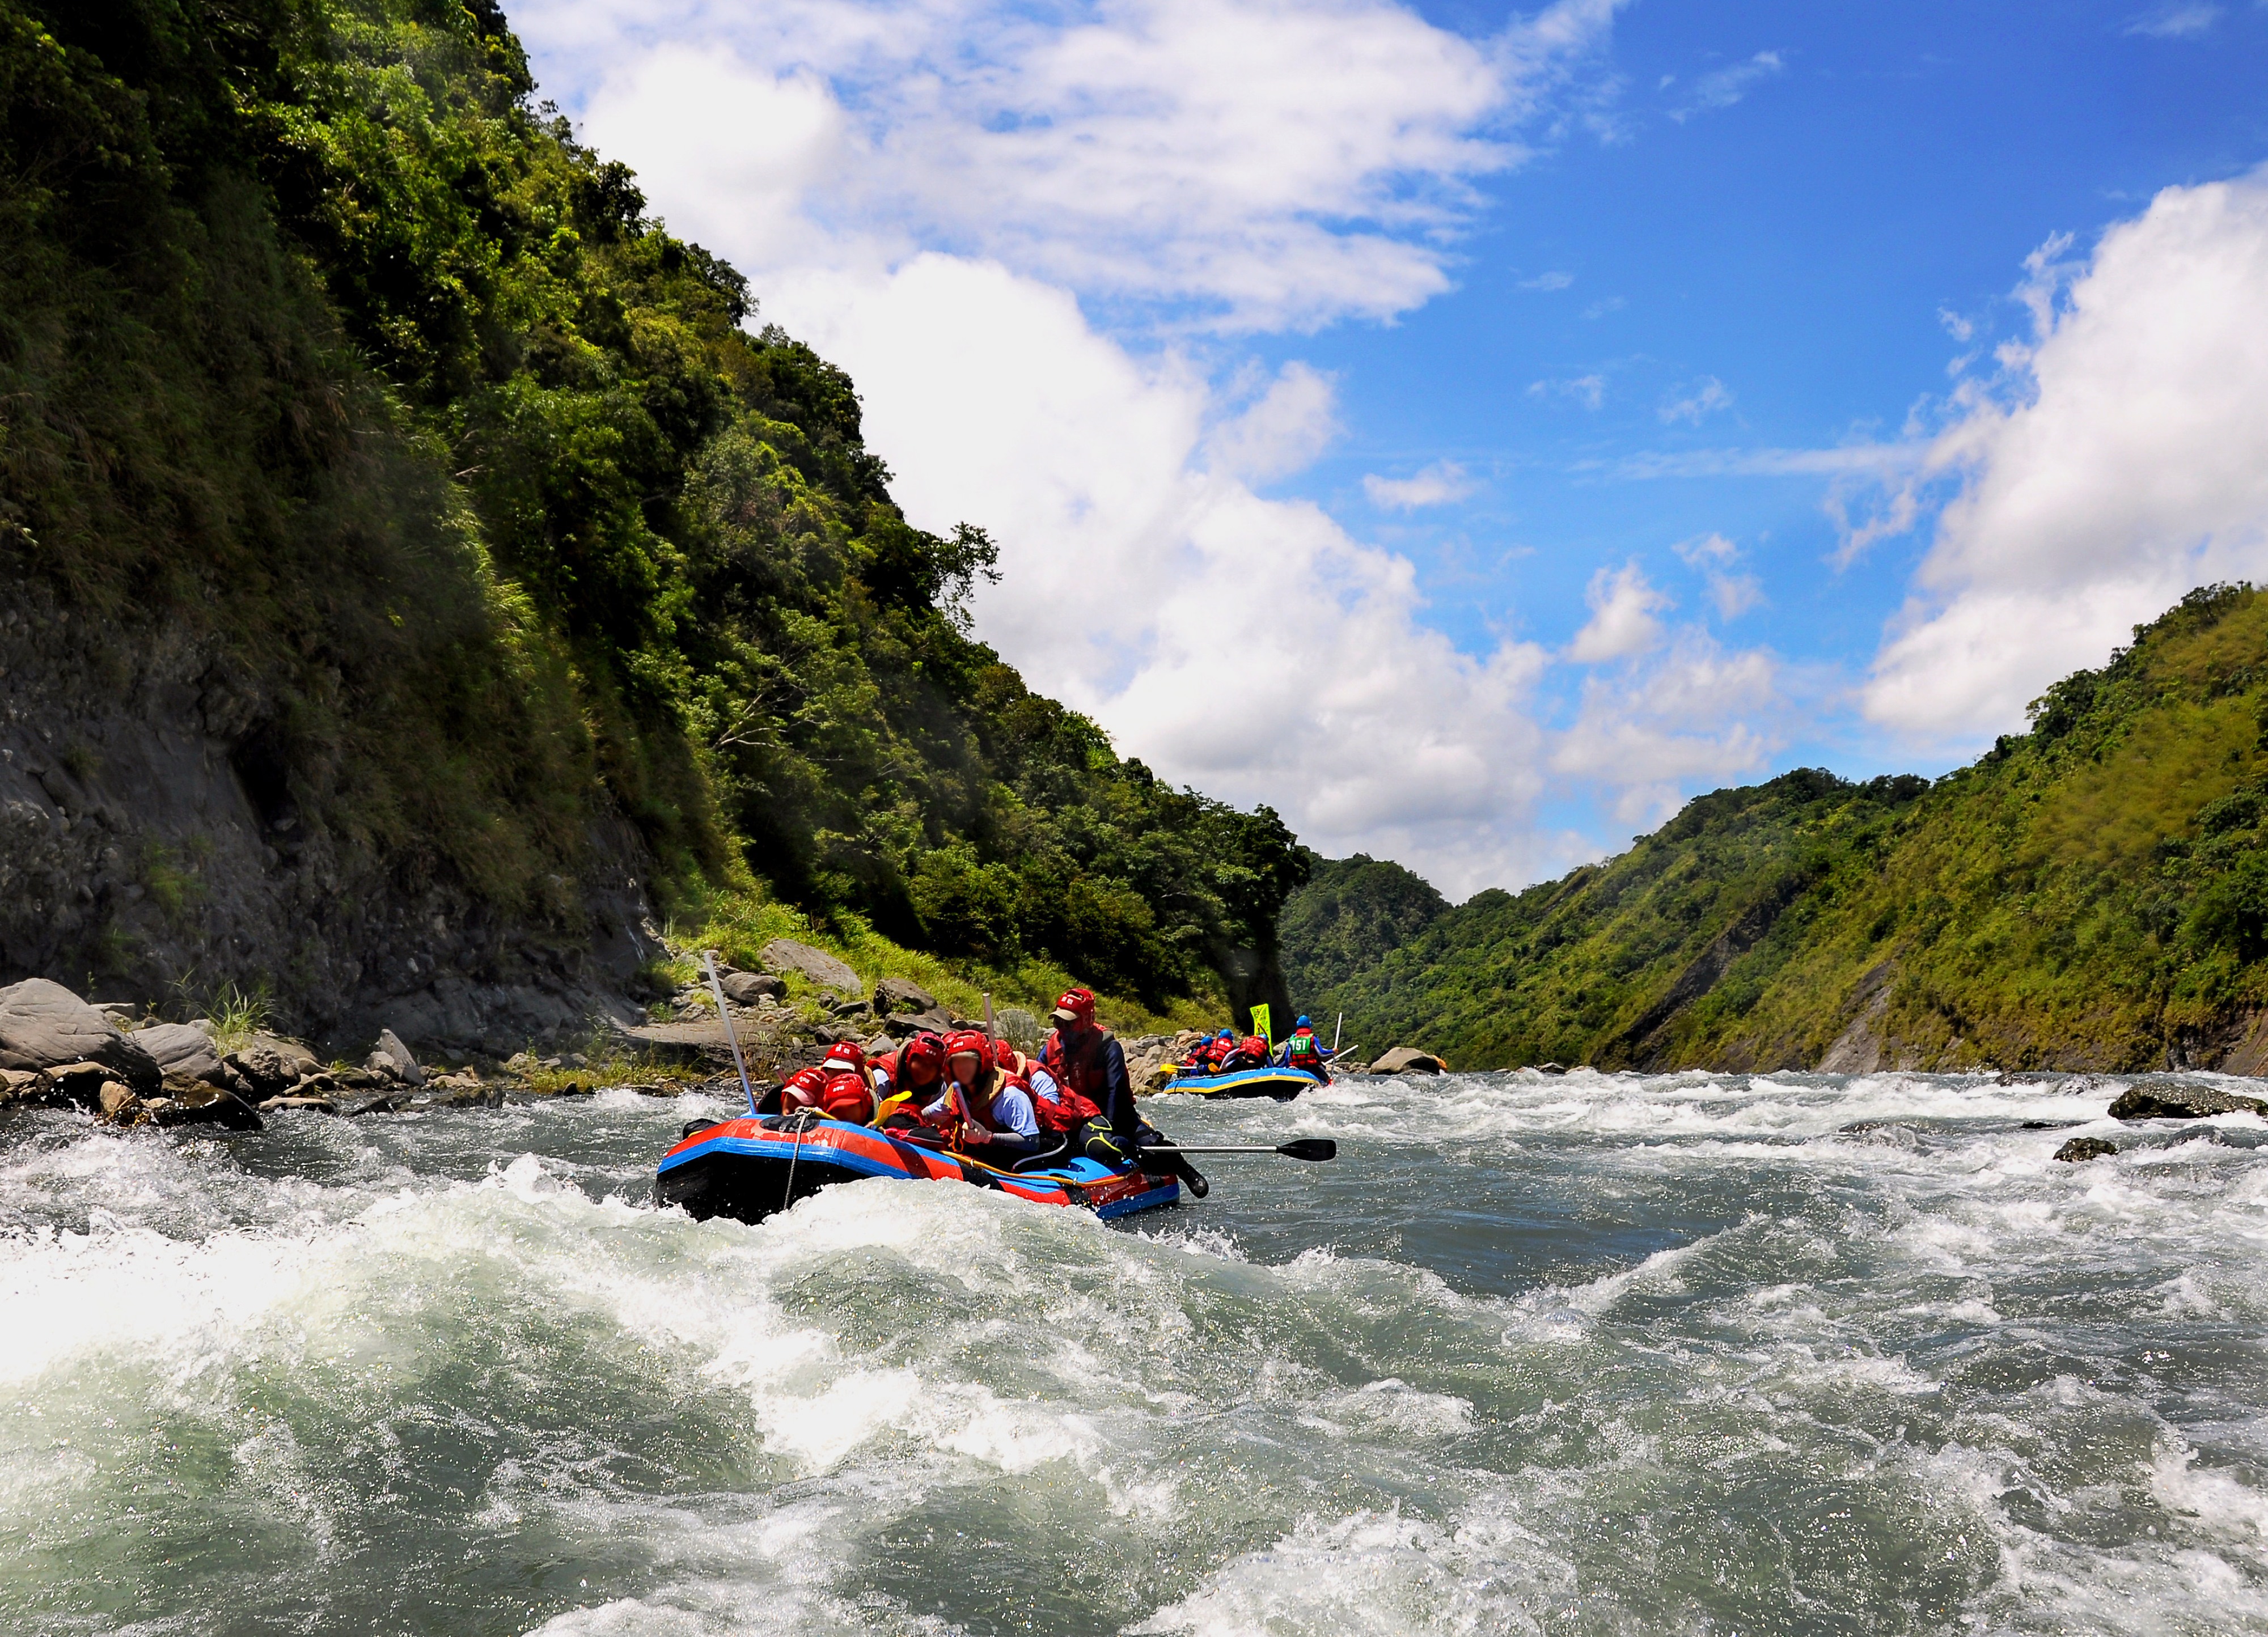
0, 588, 654, 1058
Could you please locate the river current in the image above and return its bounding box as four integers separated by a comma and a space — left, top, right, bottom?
5, 1068, 2267, 1635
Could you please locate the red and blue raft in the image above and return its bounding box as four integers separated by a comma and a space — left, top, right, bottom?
654, 1114, 1181, 1226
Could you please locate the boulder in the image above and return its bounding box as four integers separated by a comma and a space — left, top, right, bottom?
761, 938, 861, 995
371, 1027, 426, 1087
874, 976, 940, 1015
1533, 1062, 1569, 1076
2107, 1082, 2268, 1121
0, 978, 162, 1094
419, 1075, 504, 1109
0, 1066, 58, 1105
882, 1008, 954, 1040
147, 1080, 264, 1131
225, 1034, 319, 1098
135, 1022, 229, 1087
97, 1080, 138, 1121
720, 970, 785, 1006
44, 1061, 122, 1105
1120, 1034, 1175, 1092
2054, 1135, 2118, 1163
1369, 1046, 1446, 1076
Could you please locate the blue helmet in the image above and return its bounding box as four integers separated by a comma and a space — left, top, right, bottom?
1296, 1015, 1311, 1028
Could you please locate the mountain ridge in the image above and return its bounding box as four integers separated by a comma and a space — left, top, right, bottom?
1283, 583, 2268, 1075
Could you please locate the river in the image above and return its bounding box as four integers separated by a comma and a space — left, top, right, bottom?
4, 1068, 2266, 1634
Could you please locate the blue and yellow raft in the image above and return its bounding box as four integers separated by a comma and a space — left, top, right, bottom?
1156, 1065, 1326, 1101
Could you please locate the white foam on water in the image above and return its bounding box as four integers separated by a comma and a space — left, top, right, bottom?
9, 1070, 2268, 1634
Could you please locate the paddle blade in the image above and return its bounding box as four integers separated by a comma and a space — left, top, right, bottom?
1277, 1138, 1338, 1162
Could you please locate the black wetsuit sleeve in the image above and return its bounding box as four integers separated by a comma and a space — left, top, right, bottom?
1099, 1036, 1135, 1138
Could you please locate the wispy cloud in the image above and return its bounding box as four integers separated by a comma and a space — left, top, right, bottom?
2126, 3, 2222, 37
1364, 460, 1479, 510
1531, 373, 1609, 410
1672, 533, 1763, 618
1615, 442, 1924, 480
1519, 270, 1575, 290
1668, 50, 1785, 122
1658, 376, 1733, 424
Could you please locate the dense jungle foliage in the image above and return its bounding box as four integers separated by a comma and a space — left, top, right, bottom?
1290, 585, 2268, 1072
1277, 853, 1446, 1003
0, 0, 1303, 1011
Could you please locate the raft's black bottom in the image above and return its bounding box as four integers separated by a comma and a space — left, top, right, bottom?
654, 1148, 849, 1224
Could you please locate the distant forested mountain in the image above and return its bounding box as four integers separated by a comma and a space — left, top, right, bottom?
1278, 854, 1447, 1007
1284, 585, 2268, 1074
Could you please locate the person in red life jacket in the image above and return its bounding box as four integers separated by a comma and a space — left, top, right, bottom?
814, 1040, 875, 1123
775, 1042, 875, 1122
870, 1030, 947, 1129
1223, 1033, 1272, 1071
1013, 1035, 1102, 1133
1280, 1015, 1332, 1079
1041, 988, 1208, 1197
925, 1029, 1044, 1154
774, 1063, 830, 1113
1201, 1029, 1237, 1071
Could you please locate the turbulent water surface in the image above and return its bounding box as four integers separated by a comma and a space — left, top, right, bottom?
6, 1069, 2268, 1634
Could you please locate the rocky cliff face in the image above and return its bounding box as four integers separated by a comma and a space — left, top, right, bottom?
0, 584, 654, 1058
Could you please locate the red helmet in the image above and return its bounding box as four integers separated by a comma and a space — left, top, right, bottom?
944, 1029, 989, 1062
778, 1065, 828, 1109
991, 1037, 1022, 1072
823, 1039, 868, 1074
1051, 987, 1097, 1027
900, 1032, 944, 1078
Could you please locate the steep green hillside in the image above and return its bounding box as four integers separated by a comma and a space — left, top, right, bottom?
1278, 853, 1447, 1001
1298, 585, 2268, 1073
0, 0, 1301, 1023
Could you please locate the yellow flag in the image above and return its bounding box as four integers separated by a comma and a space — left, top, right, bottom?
1249, 1003, 1272, 1047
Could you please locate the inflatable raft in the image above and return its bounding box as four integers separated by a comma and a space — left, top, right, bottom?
1157, 1065, 1325, 1101
654, 1114, 1182, 1225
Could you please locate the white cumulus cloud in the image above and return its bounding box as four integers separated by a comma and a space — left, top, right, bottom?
1568, 562, 1669, 662
1863, 167, 2268, 744
1207, 362, 1341, 484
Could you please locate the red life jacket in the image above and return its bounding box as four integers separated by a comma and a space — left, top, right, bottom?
1033, 1032, 1106, 1131
1220, 1034, 1268, 1070
1286, 1028, 1325, 1071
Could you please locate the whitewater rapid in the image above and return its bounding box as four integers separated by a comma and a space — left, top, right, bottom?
5, 1070, 2267, 1634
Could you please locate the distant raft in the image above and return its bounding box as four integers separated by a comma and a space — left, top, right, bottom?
1156, 1065, 1325, 1101
654, 1113, 1181, 1227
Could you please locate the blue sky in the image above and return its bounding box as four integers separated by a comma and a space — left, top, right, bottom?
518, 0, 2268, 893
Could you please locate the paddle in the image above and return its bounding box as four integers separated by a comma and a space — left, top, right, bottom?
1135, 1138, 1338, 1162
